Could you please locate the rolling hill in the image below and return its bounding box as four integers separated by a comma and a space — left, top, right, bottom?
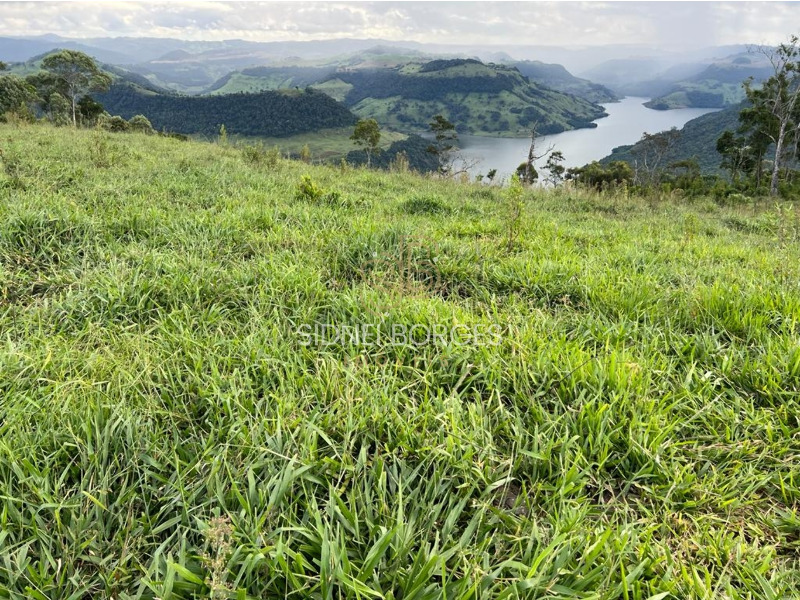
4, 54, 354, 139
206, 66, 338, 95
328, 58, 608, 137
204, 57, 610, 138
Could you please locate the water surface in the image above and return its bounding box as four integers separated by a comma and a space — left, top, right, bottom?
457, 97, 719, 181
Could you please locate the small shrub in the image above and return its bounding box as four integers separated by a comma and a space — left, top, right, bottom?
89, 130, 120, 168
294, 175, 324, 202
98, 114, 130, 133
294, 175, 350, 207
299, 144, 311, 163
2, 103, 35, 126
389, 151, 410, 173
241, 143, 280, 167
128, 114, 154, 134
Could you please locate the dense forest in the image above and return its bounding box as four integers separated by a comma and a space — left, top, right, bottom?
95, 83, 356, 137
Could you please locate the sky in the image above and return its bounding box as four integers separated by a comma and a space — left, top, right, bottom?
0, 1, 797, 48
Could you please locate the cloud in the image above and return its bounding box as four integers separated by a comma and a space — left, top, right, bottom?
0, 1, 797, 48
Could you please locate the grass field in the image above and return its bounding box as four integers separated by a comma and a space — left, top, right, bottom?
218, 128, 407, 162
0, 123, 799, 599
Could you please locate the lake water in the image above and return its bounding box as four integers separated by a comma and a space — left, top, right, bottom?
457, 97, 719, 181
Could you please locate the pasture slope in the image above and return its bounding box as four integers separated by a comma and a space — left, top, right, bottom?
0, 123, 799, 599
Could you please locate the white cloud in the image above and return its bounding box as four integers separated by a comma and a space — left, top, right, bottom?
0, 1, 796, 47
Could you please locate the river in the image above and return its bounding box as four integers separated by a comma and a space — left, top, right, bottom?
456, 97, 719, 181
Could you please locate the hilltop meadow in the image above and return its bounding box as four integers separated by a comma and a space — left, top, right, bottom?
0, 123, 799, 599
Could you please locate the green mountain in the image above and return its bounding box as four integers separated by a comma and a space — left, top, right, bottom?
326, 58, 607, 137
600, 103, 742, 173
644, 55, 774, 110
511, 60, 618, 103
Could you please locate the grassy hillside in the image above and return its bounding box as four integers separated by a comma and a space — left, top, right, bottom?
203, 58, 609, 138
206, 66, 338, 95
601, 104, 742, 173
236, 127, 407, 162
1, 123, 800, 599
206, 55, 619, 106
335, 59, 607, 137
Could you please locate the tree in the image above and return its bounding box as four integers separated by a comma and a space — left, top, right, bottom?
427, 115, 458, 176
545, 150, 566, 186
566, 161, 633, 191
740, 36, 800, 196
350, 118, 381, 167
41, 50, 111, 127
48, 92, 71, 126
518, 124, 554, 185
631, 128, 680, 187
0, 75, 38, 120
77, 96, 104, 126
516, 161, 538, 184
716, 130, 755, 183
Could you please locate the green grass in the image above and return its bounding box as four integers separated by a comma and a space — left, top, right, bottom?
1, 123, 799, 599
223, 128, 407, 161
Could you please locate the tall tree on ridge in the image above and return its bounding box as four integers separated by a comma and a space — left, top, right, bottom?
41, 50, 111, 127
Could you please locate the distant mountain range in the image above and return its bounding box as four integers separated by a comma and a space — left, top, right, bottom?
643, 55, 774, 109
581, 48, 774, 110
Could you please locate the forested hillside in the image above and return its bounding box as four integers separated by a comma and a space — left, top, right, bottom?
95, 82, 356, 137
601, 104, 742, 173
